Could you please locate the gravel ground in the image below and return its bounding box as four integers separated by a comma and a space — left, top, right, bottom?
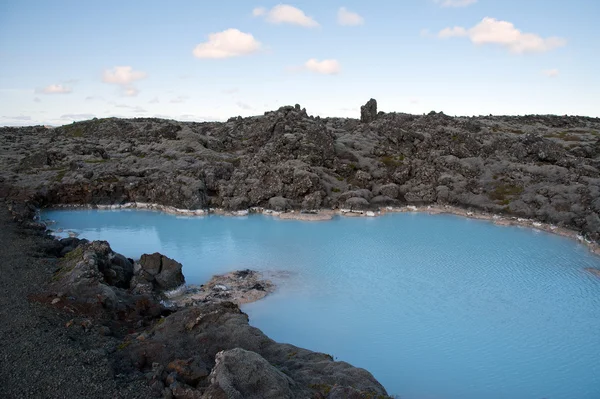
0, 201, 154, 399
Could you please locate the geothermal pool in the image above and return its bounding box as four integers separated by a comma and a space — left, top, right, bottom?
42, 209, 600, 399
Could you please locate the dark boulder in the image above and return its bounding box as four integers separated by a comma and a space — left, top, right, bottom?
138, 252, 185, 291
360, 98, 378, 123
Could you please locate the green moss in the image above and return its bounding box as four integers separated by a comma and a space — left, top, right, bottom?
336, 176, 344, 181
331, 187, 341, 193
53, 169, 67, 182
544, 131, 580, 141
310, 384, 332, 396
489, 183, 523, 202
348, 163, 357, 170
52, 247, 83, 281
63, 124, 84, 138
117, 341, 131, 350
99, 175, 119, 183
63, 246, 83, 261
380, 154, 404, 167
287, 351, 298, 359
84, 159, 107, 164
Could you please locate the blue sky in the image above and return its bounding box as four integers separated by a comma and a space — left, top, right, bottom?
1, 0, 599, 126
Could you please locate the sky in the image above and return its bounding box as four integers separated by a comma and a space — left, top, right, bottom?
1, 0, 599, 126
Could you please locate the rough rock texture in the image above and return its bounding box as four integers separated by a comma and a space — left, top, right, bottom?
0, 204, 155, 398
113, 302, 389, 398
2, 102, 599, 241
137, 252, 185, 291
205, 348, 295, 399
173, 269, 274, 307
360, 98, 378, 123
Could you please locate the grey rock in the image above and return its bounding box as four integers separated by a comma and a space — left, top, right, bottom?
268, 196, 291, 211
360, 99, 378, 123
137, 252, 185, 291
345, 197, 370, 210
206, 348, 295, 399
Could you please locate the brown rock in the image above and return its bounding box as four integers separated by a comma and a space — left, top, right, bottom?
166, 358, 209, 387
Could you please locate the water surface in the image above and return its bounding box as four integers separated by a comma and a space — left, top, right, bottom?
43, 209, 600, 399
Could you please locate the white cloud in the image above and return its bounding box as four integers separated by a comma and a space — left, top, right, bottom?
33, 97, 41, 103
542, 69, 559, 78
304, 59, 341, 75
38, 84, 72, 94
102, 66, 146, 85
223, 88, 239, 94
337, 7, 364, 26
123, 87, 139, 97
438, 26, 468, 38
435, 0, 477, 7
193, 29, 262, 59
102, 66, 147, 96
149, 97, 160, 104
438, 17, 566, 54
252, 7, 266, 17
253, 5, 319, 28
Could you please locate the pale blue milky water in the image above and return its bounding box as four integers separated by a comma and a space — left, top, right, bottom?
42, 209, 600, 399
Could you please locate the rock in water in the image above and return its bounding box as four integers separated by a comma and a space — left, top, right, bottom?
360, 98, 378, 123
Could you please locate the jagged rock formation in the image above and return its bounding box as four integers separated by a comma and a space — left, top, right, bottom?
361, 98, 378, 123
113, 301, 388, 398
1, 101, 600, 241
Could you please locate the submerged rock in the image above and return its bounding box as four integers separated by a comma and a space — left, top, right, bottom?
585, 267, 600, 278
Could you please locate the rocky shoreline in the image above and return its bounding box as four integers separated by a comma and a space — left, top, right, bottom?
0, 202, 391, 398
44, 201, 600, 257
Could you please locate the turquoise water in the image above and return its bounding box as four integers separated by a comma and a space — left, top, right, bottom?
42, 209, 600, 399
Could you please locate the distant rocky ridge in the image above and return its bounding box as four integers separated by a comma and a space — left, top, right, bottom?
1, 99, 599, 241
2, 101, 600, 397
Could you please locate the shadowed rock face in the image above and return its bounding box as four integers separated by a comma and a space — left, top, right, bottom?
113, 301, 389, 398
137, 252, 185, 291
1, 102, 600, 241
361, 98, 378, 123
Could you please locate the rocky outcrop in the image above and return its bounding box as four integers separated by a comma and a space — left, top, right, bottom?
50, 241, 135, 308
114, 301, 389, 398
205, 348, 296, 399
43, 239, 389, 397
2, 101, 600, 242
135, 252, 185, 292
360, 98, 378, 123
